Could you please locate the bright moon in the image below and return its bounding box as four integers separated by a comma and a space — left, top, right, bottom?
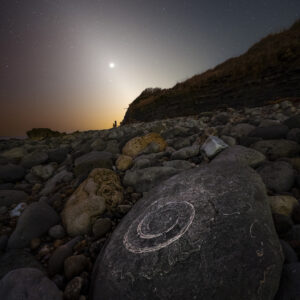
109, 62, 115, 69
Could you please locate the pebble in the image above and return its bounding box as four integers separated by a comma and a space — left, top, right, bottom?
92, 218, 112, 238
64, 254, 88, 280
49, 225, 66, 239
64, 276, 84, 300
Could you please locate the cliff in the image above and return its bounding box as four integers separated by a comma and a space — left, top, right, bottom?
122, 20, 300, 124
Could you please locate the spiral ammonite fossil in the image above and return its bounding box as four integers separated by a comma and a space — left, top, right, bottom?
123, 201, 195, 253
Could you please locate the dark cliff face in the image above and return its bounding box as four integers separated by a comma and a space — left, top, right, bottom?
122, 20, 300, 125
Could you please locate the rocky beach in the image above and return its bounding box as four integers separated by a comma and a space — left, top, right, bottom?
1, 99, 300, 299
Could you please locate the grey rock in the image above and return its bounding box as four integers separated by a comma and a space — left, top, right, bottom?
230, 123, 256, 138
64, 276, 83, 300
257, 161, 295, 193
239, 136, 262, 147
91, 138, 106, 151
14, 182, 32, 193
49, 225, 66, 239
259, 119, 280, 127
48, 237, 82, 276
170, 137, 193, 150
161, 126, 191, 139
8, 202, 60, 249
286, 128, 300, 143
0, 147, 27, 162
281, 100, 293, 109
31, 163, 57, 180
107, 128, 124, 141
91, 162, 283, 300
0, 190, 28, 207
200, 136, 228, 158
105, 140, 120, 154
284, 114, 300, 129
212, 112, 230, 125
74, 151, 112, 176
133, 158, 153, 169
220, 135, 236, 146
25, 172, 41, 184
93, 218, 112, 238
0, 250, 44, 279
117, 204, 132, 214
40, 170, 73, 196
248, 125, 289, 140
0, 268, 62, 300
211, 145, 266, 167
274, 263, 300, 300
123, 167, 179, 192
171, 145, 200, 160
251, 139, 300, 159
163, 160, 195, 170
64, 255, 88, 280
21, 150, 48, 169
0, 164, 25, 182
48, 147, 69, 164
137, 152, 167, 161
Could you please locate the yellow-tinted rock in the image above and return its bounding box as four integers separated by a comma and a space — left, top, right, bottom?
122, 133, 167, 157
61, 168, 123, 236
268, 195, 298, 216
116, 155, 133, 171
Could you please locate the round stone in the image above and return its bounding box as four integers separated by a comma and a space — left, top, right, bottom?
92, 218, 112, 238
90, 162, 283, 300
49, 225, 66, 239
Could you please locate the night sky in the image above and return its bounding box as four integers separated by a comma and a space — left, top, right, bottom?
0, 0, 299, 137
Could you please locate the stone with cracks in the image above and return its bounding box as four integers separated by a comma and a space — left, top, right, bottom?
62, 168, 123, 236
91, 162, 283, 300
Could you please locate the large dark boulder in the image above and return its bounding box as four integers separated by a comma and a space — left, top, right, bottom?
90, 162, 283, 300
